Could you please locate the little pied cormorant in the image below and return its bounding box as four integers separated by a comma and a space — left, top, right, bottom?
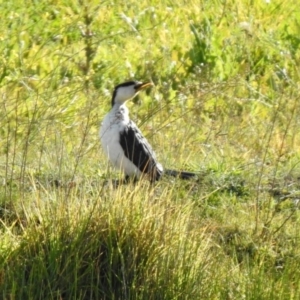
100, 80, 196, 182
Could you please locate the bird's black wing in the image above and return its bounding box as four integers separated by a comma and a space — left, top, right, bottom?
119, 120, 163, 180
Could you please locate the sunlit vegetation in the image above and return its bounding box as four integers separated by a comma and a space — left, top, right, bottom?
1, 1, 300, 298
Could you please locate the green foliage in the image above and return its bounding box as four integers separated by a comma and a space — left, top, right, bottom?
1, 0, 300, 299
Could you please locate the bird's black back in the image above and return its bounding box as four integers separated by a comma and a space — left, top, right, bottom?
119, 120, 163, 181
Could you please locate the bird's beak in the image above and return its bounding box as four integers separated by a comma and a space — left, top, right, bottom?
135, 82, 153, 91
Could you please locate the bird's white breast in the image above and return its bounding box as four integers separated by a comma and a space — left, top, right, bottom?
99, 105, 142, 177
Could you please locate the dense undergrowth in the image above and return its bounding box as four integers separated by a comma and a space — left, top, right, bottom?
1, 0, 300, 299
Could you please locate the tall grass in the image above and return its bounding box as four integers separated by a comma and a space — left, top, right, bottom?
1, 0, 300, 299
1, 184, 211, 299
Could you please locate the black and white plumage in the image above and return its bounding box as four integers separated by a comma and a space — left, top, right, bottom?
100, 80, 196, 182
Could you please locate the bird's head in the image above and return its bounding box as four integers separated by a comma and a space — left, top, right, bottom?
111, 80, 153, 106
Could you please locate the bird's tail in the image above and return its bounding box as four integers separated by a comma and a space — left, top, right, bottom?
165, 169, 197, 180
